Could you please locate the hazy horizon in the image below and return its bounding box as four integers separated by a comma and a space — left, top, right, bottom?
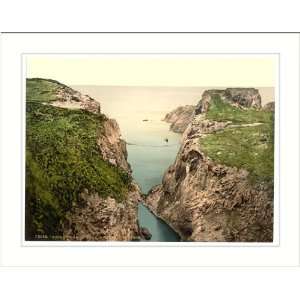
72, 85, 275, 111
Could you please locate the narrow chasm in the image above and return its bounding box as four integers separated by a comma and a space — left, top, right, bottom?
26, 81, 274, 243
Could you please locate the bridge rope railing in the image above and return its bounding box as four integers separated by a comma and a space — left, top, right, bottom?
125, 142, 180, 148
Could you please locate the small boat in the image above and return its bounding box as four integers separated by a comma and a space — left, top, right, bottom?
142, 119, 149, 122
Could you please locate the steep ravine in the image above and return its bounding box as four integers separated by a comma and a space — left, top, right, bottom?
144, 88, 274, 242
26, 80, 274, 243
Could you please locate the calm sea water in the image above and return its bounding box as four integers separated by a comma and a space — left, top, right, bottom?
73, 86, 274, 241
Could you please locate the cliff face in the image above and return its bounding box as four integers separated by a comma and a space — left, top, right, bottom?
62, 115, 140, 241
145, 89, 274, 242
26, 78, 141, 241
97, 119, 130, 171
63, 183, 141, 241
163, 105, 195, 133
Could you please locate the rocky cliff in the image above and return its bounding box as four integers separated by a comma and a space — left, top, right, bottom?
194, 88, 262, 114
26, 78, 141, 241
163, 105, 195, 133
145, 89, 274, 242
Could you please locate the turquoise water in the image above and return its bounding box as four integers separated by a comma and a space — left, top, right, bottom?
126, 120, 182, 241
138, 203, 180, 241
73, 86, 203, 241
124, 118, 182, 241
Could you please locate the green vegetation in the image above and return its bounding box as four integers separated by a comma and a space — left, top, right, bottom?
199, 95, 274, 184
26, 86, 131, 240
26, 78, 62, 102
206, 94, 273, 124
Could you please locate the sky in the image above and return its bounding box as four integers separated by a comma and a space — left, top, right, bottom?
26, 55, 277, 87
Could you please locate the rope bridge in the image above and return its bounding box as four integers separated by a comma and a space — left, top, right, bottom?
126, 142, 180, 148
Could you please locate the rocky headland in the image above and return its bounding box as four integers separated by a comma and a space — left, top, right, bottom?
163, 105, 195, 133
25, 78, 142, 241
144, 88, 274, 242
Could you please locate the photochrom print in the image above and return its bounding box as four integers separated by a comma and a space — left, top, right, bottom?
24, 55, 276, 242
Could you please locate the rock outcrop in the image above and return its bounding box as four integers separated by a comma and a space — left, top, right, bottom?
263, 101, 275, 112
163, 105, 195, 133
195, 88, 262, 114
144, 89, 274, 242
50, 81, 101, 114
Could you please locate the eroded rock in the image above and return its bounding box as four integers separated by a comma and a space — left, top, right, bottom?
63, 183, 141, 241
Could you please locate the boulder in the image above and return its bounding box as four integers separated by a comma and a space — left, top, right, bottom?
140, 227, 152, 240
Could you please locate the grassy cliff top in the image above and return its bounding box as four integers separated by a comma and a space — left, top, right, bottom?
26, 80, 131, 240
26, 78, 65, 102
199, 95, 274, 184
206, 94, 273, 124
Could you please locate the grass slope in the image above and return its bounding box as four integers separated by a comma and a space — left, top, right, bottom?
26, 78, 64, 103
200, 95, 274, 184
206, 94, 273, 124
26, 81, 131, 240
